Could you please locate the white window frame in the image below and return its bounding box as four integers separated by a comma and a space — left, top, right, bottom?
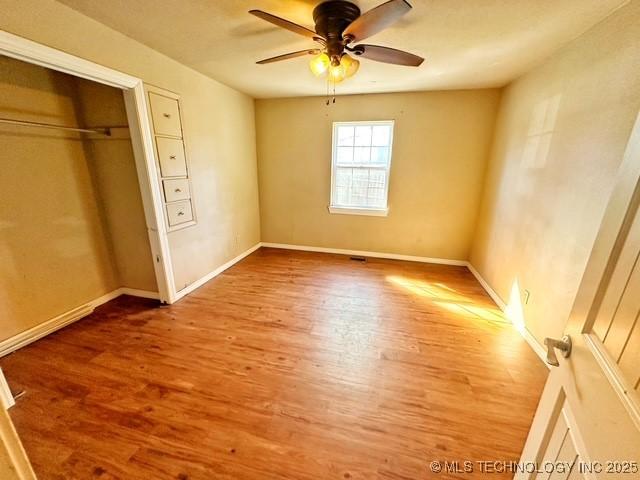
329, 120, 395, 217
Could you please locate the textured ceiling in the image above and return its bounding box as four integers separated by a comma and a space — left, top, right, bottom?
57, 0, 628, 98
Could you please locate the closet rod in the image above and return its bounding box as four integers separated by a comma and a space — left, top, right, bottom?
0, 117, 113, 136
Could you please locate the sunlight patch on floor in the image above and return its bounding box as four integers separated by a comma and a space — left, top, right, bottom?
387, 275, 508, 326
386, 276, 468, 303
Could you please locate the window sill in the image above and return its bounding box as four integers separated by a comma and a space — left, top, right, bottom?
328, 206, 389, 217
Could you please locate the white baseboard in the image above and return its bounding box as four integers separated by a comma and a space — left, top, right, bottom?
174, 243, 262, 301
260, 242, 468, 266
0, 287, 159, 358
119, 287, 160, 300
466, 262, 548, 367
466, 263, 507, 310
0, 302, 96, 358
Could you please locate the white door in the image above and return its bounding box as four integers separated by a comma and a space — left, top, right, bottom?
517, 115, 640, 479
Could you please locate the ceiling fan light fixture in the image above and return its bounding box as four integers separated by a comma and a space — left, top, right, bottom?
309, 52, 331, 76
340, 54, 360, 78
328, 63, 347, 83
251, 0, 425, 92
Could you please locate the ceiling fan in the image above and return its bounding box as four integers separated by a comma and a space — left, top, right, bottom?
249, 0, 424, 83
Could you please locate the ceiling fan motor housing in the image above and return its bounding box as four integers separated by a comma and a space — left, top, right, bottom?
313, 1, 361, 65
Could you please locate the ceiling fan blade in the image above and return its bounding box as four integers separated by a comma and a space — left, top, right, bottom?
249, 10, 320, 39
256, 49, 321, 65
353, 44, 424, 66
343, 0, 412, 42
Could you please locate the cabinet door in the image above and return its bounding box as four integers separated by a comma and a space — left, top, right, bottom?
166, 200, 193, 226
156, 137, 187, 177
163, 179, 190, 203
149, 92, 182, 137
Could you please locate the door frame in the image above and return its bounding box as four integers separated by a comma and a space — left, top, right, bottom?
0, 29, 177, 303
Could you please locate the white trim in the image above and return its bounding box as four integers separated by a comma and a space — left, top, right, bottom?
0, 368, 15, 409
173, 243, 262, 300
123, 85, 176, 303
466, 263, 506, 310
119, 288, 161, 300
0, 29, 175, 304
0, 288, 159, 358
259, 242, 467, 266
466, 262, 548, 366
328, 206, 389, 217
0, 30, 138, 88
330, 120, 394, 214
0, 292, 114, 358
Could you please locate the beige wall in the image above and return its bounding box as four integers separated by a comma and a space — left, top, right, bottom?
0, 0, 261, 294
470, 1, 640, 345
256, 90, 500, 260
73, 79, 157, 292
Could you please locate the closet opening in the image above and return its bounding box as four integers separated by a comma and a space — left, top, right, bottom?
0, 50, 174, 357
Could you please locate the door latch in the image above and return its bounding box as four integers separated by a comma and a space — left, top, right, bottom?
543, 335, 572, 367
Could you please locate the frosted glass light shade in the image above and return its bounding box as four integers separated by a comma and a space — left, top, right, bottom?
329, 63, 346, 83
309, 53, 330, 76
340, 54, 360, 78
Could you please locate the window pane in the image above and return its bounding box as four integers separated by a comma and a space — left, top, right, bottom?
372, 125, 391, 146
367, 169, 386, 207
351, 168, 369, 205
369, 169, 385, 188
354, 146, 371, 164
335, 168, 352, 206
370, 146, 389, 165
367, 189, 386, 208
337, 126, 355, 146
335, 167, 352, 187
335, 186, 349, 205
336, 146, 353, 164
354, 126, 372, 146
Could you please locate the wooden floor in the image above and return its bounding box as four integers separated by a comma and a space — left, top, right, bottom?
1, 248, 547, 479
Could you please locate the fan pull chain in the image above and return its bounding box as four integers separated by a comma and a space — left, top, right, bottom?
326, 79, 330, 106
325, 78, 337, 106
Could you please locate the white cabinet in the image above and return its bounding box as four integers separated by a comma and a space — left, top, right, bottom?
148, 92, 182, 137
163, 178, 190, 203
156, 138, 187, 177
145, 85, 195, 232
166, 200, 193, 226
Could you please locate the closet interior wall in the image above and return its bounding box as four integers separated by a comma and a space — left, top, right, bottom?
0, 55, 156, 343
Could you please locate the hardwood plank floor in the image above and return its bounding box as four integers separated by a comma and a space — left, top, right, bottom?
0, 248, 548, 479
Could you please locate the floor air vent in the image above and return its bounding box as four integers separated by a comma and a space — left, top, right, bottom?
350, 256, 367, 262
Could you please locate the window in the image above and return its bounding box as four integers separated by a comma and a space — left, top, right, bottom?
330, 121, 394, 216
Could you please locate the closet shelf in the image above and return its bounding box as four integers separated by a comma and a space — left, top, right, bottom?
0, 117, 125, 136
